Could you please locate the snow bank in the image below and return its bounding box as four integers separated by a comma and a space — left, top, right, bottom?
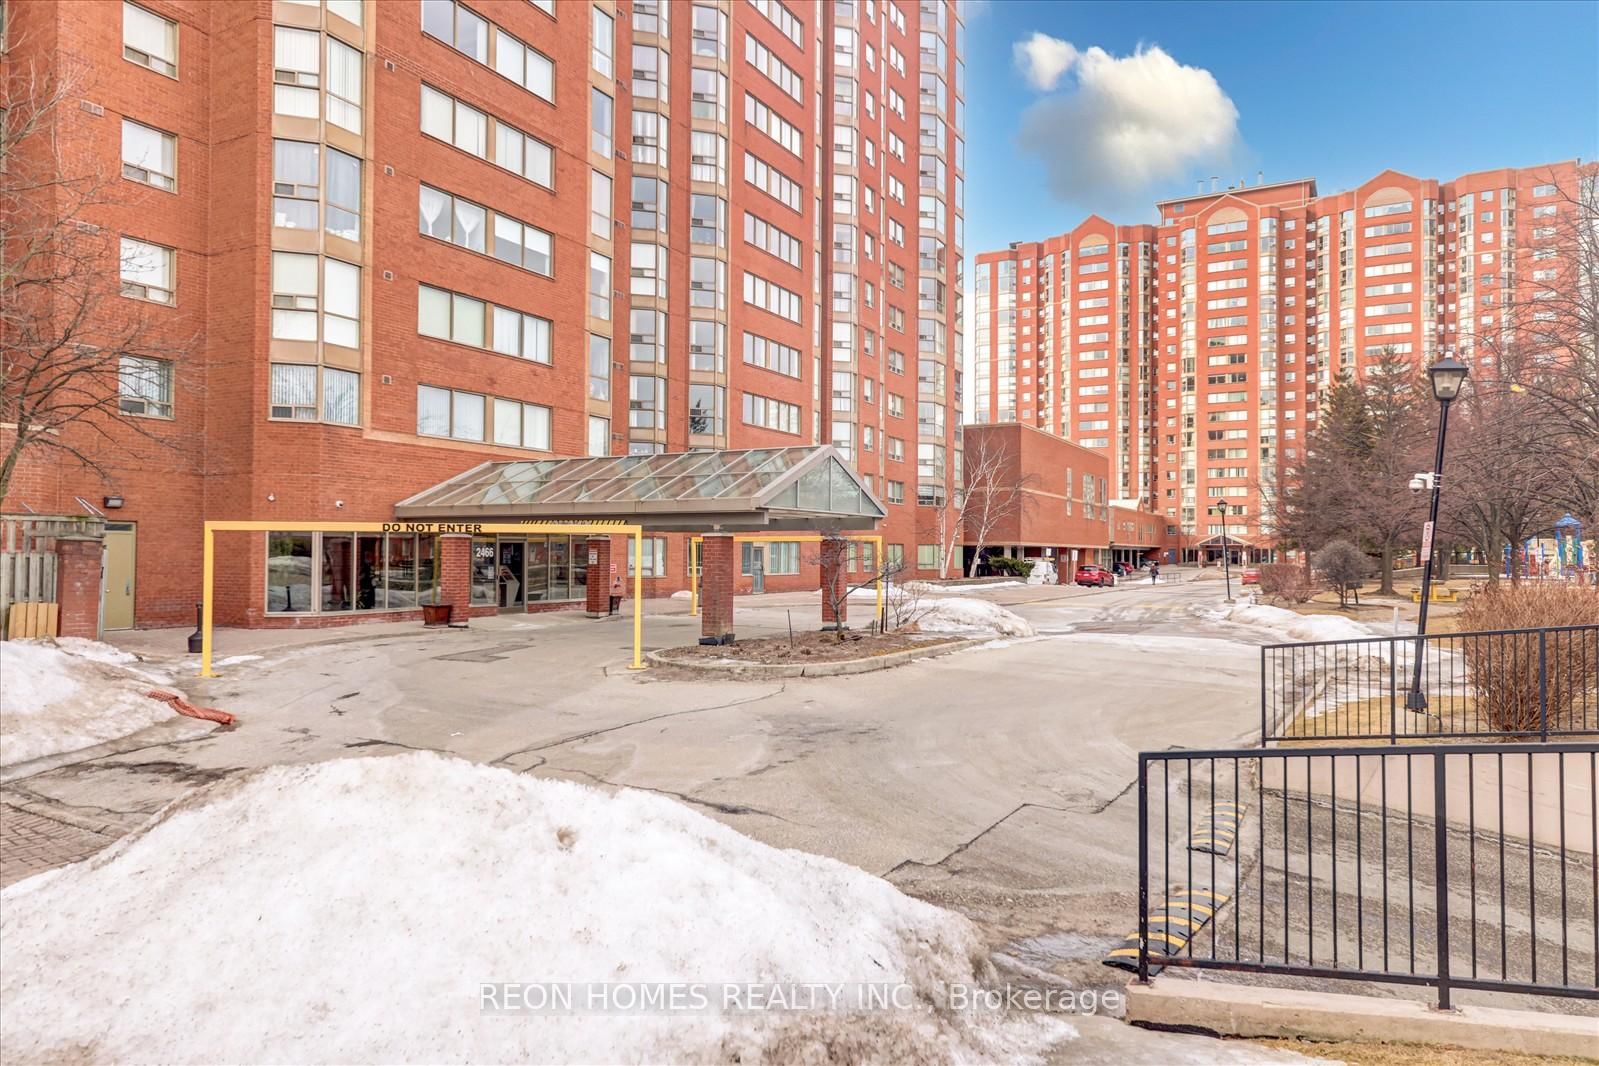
0, 753, 1069, 1064
1217, 603, 1377, 643
0, 640, 176, 766
917, 597, 1036, 639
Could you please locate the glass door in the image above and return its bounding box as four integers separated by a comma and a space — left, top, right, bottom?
497, 539, 525, 610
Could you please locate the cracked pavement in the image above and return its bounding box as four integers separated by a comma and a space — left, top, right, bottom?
2, 576, 1266, 999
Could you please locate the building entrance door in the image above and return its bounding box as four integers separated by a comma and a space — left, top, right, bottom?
102, 523, 136, 630
498, 539, 525, 609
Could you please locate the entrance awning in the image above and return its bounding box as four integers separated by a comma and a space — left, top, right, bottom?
394, 446, 886, 532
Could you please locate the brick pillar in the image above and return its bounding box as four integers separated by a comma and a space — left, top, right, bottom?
55, 536, 102, 639
820, 536, 847, 629
438, 534, 472, 624
700, 533, 735, 643
584, 537, 613, 617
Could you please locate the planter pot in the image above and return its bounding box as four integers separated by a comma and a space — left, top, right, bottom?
422, 603, 453, 627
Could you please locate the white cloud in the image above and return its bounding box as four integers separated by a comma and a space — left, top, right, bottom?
1013, 32, 1078, 92
1016, 43, 1241, 210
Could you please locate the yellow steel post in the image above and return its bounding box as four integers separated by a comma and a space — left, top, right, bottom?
689, 536, 701, 615
200, 523, 215, 677
629, 530, 645, 670
872, 535, 884, 629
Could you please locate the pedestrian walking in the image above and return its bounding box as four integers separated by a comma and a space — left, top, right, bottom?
1149, 563, 1160, 585
608, 575, 624, 615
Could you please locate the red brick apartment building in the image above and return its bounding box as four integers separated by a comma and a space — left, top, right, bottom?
2, 0, 967, 629
974, 161, 1584, 562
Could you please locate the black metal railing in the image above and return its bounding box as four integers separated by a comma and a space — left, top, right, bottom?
1261, 625, 1599, 743
1135, 744, 1599, 1008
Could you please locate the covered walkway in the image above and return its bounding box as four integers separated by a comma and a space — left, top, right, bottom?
396, 446, 885, 644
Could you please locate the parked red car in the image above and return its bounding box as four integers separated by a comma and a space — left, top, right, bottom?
1242, 567, 1261, 585
1075, 564, 1116, 588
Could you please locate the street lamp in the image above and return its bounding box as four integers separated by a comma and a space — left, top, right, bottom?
1406, 355, 1470, 712
1208, 501, 1236, 604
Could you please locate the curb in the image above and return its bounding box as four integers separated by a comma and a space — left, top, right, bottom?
1125, 977, 1599, 1059
647, 638, 979, 677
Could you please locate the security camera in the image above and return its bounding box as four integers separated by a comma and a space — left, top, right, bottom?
1409, 477, 1426, 494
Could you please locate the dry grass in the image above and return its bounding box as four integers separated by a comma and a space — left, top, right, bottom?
1277, 696, 1482, 746
1277, 695, 1599, 746
1256, 1037, 1596, 1066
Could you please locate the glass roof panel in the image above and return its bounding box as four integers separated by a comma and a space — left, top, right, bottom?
395, 446, 883, 523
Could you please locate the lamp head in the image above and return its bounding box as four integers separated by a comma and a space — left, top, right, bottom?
1427, 356, 1469, 402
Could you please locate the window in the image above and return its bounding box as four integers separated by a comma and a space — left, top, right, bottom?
628, 537, 668, 578
326, 148, 361, 240
690, 194, 727, 247
118, 356, 173, 417
417, 283, 550, 363
690, 257, 726, 310
121, 118, 176, 191
422, 1, 555, 102
120, 237, 174, 304
272, 26, 319, 117
589, 334, 611, 399
741, 392, 800, 434
745, 32, 803, 101
492, 398, 552, 450
123, 3, 177, 76
322, 367, 359, 425
629, 375, 663, 429
744, 541, 799, 575
322, 258, 360, 348
691, 68, 728, 123
326, 38, 362, 133
743, 271, 802, 322
416, 384, 486, 441
917, 545, 941, 569
270, 364, 318, 420
630, 242, 667, 297
744, 211, 802, 267
591, 6, 614, 78
687, 319, 724, 372
590, 253, 611, 319
744, 151, 802, 213
689, 384, 724, 435
743, 332, 801, 377
421, 85, 483, 156
270, 252, 317, 338
1532, 183, 1557, 198
419, 184, 550, 275
744, 93, 802, 157
272, 139, 319, 229
588, 415, 610, 457
591, 87, 614, 157
591, 171, 612, 239
631, 110, 666, 166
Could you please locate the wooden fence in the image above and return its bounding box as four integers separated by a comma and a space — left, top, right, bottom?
0, 515, 104, 639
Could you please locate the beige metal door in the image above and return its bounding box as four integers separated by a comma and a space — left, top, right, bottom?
103, 525, 136, 630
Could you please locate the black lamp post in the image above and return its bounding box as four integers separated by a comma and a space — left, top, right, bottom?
1208, 501, 1235, 603
1405, 355, 1470, 712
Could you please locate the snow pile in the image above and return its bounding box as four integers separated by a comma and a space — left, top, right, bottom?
917, 597, 1036, 639
0, 639, 176, 766
0, 753, 1070, 1064
1217, 603, 1377, 643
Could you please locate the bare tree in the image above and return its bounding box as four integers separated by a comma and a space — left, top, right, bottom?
810, 535, 913, 640
1, 34, 194, 504
958, 435, 1037, 577
1474, 164, 1599, 526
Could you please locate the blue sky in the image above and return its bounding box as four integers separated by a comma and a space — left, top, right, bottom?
961, 0, 1599, 254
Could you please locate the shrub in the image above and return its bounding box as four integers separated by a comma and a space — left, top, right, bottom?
1258, 563, 1319, 603
1314, 539, 1371, 607
1458, 583, 1599, 733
